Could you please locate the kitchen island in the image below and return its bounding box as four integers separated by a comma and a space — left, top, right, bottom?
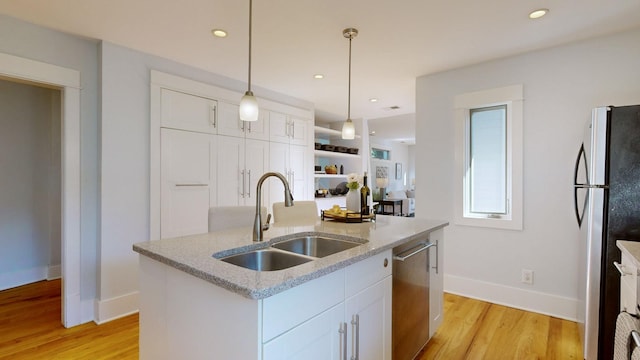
134, 216, 447, 360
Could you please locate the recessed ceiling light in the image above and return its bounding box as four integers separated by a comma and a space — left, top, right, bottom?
370, 131, 376, 136
211, 29, 228, 38
313, 74, 324, 79
528, 8, 549, 19
369, 98, 378, 103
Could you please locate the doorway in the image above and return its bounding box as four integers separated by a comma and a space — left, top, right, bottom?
0, 78, 61, 291
0, 52, 82, 327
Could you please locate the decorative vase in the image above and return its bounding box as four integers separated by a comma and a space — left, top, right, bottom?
346, 188, 360, 213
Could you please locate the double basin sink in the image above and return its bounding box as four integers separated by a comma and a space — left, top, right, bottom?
215, 235, 364, 272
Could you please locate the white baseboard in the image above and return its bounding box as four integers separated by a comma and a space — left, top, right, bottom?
0, 266, 47, 291
444, 274, 578, 321
47, 264, 61, 280
95, 291, 139, 324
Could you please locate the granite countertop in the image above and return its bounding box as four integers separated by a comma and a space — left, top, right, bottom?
133, 216, 448, 300
618, 240, 640, 267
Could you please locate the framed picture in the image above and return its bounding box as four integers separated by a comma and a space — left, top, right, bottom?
395, 163, 402, 180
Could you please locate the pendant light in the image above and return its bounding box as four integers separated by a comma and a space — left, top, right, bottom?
239, 0, 259, 121
341, 28, 358, 139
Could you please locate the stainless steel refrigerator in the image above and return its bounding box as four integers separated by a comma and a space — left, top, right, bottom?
574, 105, 640, 359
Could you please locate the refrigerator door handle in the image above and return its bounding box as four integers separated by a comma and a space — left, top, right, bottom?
574, 143, 589, 187
574, 144, 589, 227
574, 186, 586, 227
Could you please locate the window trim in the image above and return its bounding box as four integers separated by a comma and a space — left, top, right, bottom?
453, 85, 523, 230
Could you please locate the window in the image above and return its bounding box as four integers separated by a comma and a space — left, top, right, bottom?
454, 85, 523, 230
371, 147, 391, 160
469, 105, 507, 214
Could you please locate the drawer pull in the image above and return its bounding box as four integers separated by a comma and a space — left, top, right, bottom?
614, 261, 633, 276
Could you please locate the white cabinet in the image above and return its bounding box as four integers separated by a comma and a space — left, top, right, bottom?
268, 112, 311, 212
270, 111, 309, 146
160, 128, 216, 238
217, 136, 269, 207
345, 277, 392, 360
217, 101, 269, 141
139, 249, 392, 360
264, 250, 392, 360
269, 142, 308, 207
263, 304, 344, 360
160, 88, 217, 134
429, 228, 444, 337
151, 71, 315, 241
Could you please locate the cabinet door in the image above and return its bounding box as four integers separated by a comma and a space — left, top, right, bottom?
160, 129, 216, 238
269, 142, 289, 210
289, 144, 308, 201
345, 277, 392, 360
217, 135, 245, 206
269, 111, 290, 144
217, 101, 245, 138
429, 228, 444, 337
244, 139, 270, 206
263, 303, 344, 360
160, 88, 217, 134
245, 110, 270, 141
289, 117, 309, 146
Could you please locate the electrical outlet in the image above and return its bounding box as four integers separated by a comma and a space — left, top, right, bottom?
521, 269, 534, 285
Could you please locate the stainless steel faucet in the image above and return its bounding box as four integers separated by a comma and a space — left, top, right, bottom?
254, 172, 293, 242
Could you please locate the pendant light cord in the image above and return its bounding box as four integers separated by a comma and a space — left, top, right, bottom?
347, 34, 352, 119
247, 0, 253, 93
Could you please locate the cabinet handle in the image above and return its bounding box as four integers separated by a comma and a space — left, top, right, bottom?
351, 314, 359, 360
290, 121, 295, 139
175, 183, 208, 187
248, 122, 252, 133
241, 120, 245, 132
434, 239, 439, 274
339, 322, 347, 360
241, 170, 246, 198
614, 261, 633, 276
211, 104, 217, 128
247, 170, 251, 198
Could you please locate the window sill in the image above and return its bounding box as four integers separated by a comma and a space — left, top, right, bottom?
454, 215, 522, 231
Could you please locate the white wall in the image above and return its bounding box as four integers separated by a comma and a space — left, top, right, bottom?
370, 140, 410, 196
98, 41, 314, 321
0, 14, 101, 322
0, 79, 60, 289
415, 28, 640, 319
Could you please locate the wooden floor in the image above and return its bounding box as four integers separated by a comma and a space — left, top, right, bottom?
1, 280, 582, 359
418, 293, 583, 360
0, 279, 138, 360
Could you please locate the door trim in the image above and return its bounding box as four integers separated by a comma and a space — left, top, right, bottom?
0, 52, 82, 327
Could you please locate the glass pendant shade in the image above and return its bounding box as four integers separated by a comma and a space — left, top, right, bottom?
342, 118, 355, 139
239, 91, 259, 121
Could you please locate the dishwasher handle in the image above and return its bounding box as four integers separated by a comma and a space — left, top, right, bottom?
393, 242, 434, 261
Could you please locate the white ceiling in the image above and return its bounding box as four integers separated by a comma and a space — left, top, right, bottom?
2, 0, 640, 142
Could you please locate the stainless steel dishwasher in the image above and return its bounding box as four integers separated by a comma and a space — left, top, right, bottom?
392, 238, 435, 360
